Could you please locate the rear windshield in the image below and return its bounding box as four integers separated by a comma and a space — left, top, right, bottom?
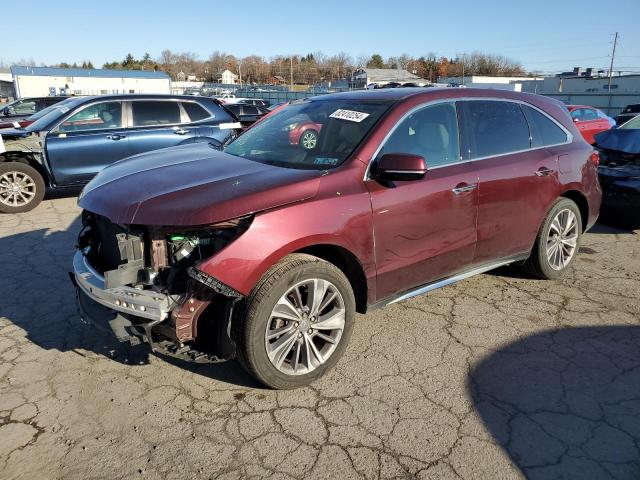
224, 99, 391, 169
621, 115, 640, 129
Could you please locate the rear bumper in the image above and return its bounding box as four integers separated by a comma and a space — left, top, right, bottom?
72, 249, 178, 322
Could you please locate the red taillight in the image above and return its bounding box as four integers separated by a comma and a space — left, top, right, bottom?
590, 151, 600, 167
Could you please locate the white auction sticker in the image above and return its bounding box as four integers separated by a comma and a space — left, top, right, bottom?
0, 134, 5, 154
219, 122, 242, 130
330, 109, 370, 123
12, 122, 20, 128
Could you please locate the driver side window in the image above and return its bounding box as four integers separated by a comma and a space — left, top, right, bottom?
379, 102, 460, 167
59, 102, 123, 132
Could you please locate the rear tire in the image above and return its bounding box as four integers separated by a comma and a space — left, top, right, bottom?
235, 254, 355, 389
0, 162, 45, 213
523, 198, 582, 279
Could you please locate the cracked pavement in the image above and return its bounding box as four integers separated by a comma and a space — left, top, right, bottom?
1, 196, 639, 479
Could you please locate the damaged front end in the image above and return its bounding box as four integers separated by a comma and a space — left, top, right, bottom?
596, 146, 640, 226
71, 210, 251, 362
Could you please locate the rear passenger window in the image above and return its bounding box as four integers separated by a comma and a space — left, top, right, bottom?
182, 102, 210, 122
462, 101, 530, 158
132, 101, 181, 126
522, 105, 568, 148
379, 102, 460, 167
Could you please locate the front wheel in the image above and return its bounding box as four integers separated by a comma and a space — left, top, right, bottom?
0, 162, 46, 213
236, 254, 355, 389
524, 198, 582, 279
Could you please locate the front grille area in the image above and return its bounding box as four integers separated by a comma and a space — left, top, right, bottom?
81, 213, 146, 275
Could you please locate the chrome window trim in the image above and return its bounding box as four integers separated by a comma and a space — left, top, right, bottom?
364, 97, 573, 181
51, 99, 126, 134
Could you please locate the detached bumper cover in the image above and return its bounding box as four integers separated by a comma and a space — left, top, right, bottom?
73, 249, 178, 322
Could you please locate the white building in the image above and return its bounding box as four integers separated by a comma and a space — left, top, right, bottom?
218, 69, 238, 85
0, 68, 14, 100
10, 66, 171, 98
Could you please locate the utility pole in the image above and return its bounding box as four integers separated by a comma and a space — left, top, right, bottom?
290, 56, 294, 90
608, 32, 618, 92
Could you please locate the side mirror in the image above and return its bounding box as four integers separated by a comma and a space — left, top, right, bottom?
374, 153, 427, 182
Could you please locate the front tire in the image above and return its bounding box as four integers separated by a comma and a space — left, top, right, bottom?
236, 254, 355, 389
0, 162, 45, 213
524, 198, 582, 279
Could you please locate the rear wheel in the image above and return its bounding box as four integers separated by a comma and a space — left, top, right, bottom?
0, 162, 45, 213
524, 198, 582, 279
236, 254, 355, 389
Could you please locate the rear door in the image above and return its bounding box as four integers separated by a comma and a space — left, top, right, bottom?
45, 100, 128, 185
458, 100, 565, 264
368, 101, 479, 301
126, 100, 199, 157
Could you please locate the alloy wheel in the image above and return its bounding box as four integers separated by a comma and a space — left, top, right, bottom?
0, 171, 37, 208
300, 131, 317, 150
546, 208, 578, 270
265, 278, 345, 375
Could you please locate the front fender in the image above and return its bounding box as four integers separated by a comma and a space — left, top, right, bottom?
195, 188, 375, 299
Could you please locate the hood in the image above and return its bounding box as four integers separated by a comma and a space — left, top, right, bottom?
595, 128, 640, 154
78, 142, 323, 226
0, 127, 31, 139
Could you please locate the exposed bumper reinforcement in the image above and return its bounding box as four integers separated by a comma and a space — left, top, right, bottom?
73, 249, 178, 322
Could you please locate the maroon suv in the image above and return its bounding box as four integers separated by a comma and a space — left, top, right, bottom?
72, 88, 601, 389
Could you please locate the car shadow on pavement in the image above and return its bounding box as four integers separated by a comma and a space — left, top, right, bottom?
468, 326, 640, 479
0, 222, 258, 388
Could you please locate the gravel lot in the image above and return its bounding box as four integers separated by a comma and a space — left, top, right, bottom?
1, 196, 639, 480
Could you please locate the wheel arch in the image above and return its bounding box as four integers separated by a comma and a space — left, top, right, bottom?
0, 151, 49, 187
560, 189, 589, 232
295, 244, 368, 314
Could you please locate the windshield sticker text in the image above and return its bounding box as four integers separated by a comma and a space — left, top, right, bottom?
329, 109, 370, 123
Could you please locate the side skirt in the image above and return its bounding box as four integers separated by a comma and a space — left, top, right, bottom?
368, 254, 529, 311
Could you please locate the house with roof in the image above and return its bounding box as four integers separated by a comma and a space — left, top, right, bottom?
10, 66, 171, 97
351, 68, 427, 88
217, 69, 238, 85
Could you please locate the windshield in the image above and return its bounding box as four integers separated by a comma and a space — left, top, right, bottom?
223, 99, 391, 169
25, 98, 85, 132
26, 98, 76, 122
621, 115, 640, 130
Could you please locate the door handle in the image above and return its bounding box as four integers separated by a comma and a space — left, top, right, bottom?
451, 183, 478, 195
106, 134, 125, 140
535, 167, 555, 177
173, 128, 189, 135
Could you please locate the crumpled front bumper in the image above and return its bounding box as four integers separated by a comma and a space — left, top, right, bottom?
72, 249, 178, 322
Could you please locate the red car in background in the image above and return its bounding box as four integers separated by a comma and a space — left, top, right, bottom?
567, 105, 615, 144
286, 118, 323, 149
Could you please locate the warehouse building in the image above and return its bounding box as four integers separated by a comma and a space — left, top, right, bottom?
10, 66, 171, 98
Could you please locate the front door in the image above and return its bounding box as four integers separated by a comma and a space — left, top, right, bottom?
367, 102, 479, 301
46, 101, 129, 186
126, 100, 199, 156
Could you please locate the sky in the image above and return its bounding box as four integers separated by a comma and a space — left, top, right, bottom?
2, 0, 640, 74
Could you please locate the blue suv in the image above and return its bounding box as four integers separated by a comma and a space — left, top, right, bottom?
0, 94, 241, 213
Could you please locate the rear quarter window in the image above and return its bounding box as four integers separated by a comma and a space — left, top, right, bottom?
182, 102, 210, 122
522, 105, 568, 148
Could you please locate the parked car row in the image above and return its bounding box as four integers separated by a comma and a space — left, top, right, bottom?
0, 94, 241, 212
0, 95, 70, 122
70, 88, 601, 389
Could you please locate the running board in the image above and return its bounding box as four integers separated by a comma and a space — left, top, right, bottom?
372, 255, 527, 309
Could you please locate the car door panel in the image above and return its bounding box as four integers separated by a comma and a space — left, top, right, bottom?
367, 101, 478, 301
368, 163, 478, 300
45, 101, 129, 186
473, 149, 559, 263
